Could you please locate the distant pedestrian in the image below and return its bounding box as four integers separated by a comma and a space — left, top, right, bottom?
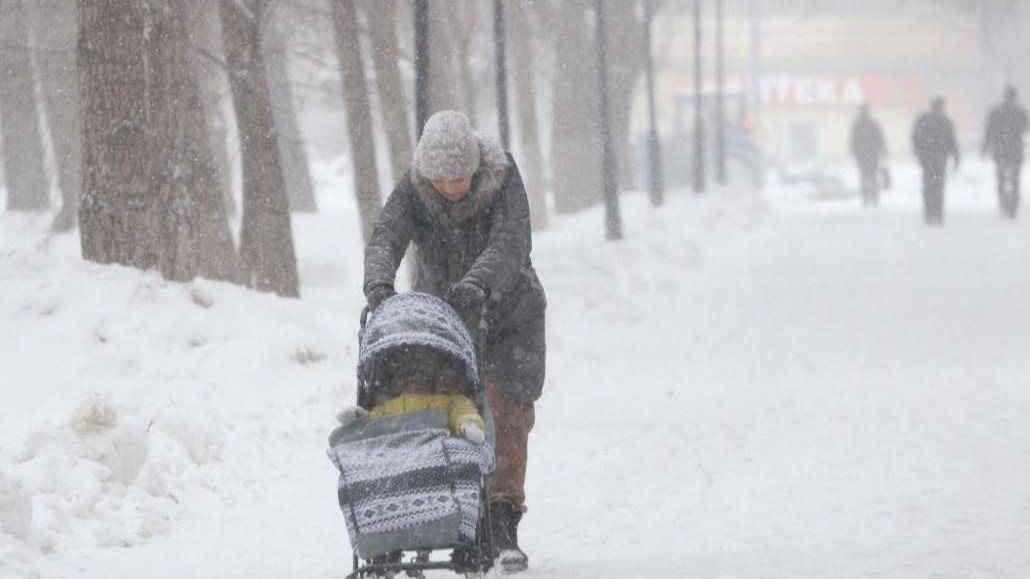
849, 105, 888, 206
982, 85, 1028, 219
912, 98, 960, 226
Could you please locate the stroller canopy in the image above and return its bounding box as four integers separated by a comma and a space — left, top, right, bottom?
358, 292, 478, 387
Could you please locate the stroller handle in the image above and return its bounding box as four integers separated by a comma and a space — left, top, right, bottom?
358, 297, 486, 348
473, 301, 489, 409
358, 305, 370, 336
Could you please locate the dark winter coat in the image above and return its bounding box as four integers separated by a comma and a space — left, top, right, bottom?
364, 136, 546, 403
983, 102, 1029, 163
849, 116, 887, 170
912, 111, 960, 169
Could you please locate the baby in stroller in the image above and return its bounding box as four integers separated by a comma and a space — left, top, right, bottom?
328, 293, 496, 579
336, 343, 487, 444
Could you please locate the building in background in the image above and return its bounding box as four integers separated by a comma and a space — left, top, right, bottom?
642, 1, 988, 171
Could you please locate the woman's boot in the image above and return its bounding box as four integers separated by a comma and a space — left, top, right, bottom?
490, 500, 528, 574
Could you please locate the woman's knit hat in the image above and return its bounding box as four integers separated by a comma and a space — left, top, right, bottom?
413, 110, 481, 180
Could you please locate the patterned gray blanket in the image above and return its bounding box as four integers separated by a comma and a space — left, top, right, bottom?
328, 410, 495, 558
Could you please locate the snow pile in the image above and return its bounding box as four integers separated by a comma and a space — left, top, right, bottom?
0, 219, 360, 578
0, 468, 32, 541
14, 396, 161, 551
536, 186, 767, 333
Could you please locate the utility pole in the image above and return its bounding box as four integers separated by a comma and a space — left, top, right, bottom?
750, 0, 762, 130
494, 0, 511, 149
750, 0, 764, 188
715, 0, 727, 185
693, 0, 706, 193
642, 0, 665, 206
595, 0, 623, 240
414, 0, 430, 138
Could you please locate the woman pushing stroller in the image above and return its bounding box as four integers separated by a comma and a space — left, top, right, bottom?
361, 110, 546, 574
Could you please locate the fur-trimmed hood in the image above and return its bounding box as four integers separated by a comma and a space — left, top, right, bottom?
411, 134, 511, 225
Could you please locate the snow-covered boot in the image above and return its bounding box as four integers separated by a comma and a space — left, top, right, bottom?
490, 501, 528, 574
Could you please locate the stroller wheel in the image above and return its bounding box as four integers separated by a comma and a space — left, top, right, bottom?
365, 551, 404, 579
404, 550, 430, 578
355, 569, 394, 579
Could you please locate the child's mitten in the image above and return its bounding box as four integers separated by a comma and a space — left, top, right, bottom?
336, 406, 369, 426
459, 420, 486, 444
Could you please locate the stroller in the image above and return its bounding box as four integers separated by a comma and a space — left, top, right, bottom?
328, 293, 496, 579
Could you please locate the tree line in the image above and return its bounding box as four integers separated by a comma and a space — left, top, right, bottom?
0, 0, 658, 297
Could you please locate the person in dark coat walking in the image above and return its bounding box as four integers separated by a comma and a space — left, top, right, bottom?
912, 97, 960, 226
982, 85, 1029, 219
363, 110, 545, 574
849, 105, 888, 206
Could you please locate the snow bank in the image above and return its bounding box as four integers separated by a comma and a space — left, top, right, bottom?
0, 215, 360, 577
0, 468, 32, 541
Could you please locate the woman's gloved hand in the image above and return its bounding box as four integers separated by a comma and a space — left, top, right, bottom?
444, 280, 487, 319
366, 284, 396, 312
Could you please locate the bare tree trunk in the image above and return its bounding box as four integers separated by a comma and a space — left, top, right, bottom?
606, 0, 643, 190
447, 2, 478, 125
364, 0, 417, 283
146, 0, 238, 282
78, 0, 154, 267
363, 0, 413, 181
550, 0, 602, 213
330, 0, 382, 243
78, 0, 237, 281
191, 0, 237, 217
264, 17, 318, 213
509, 0, 548, 230
0, 0, 50, 211
28, 0, 80, 229
219, 0, 299, 297
428, 0, 460, 114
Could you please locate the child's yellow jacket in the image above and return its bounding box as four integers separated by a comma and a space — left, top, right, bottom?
370, 394, 485, 435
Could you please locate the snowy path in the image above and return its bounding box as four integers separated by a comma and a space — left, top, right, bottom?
531, 201, 1030, 578
5, 182, 1030, 578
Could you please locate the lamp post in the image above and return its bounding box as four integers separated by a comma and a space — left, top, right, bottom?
693, 0, 706, 193
715, 0, 727, 185
750, 0, 765, 188
643, 0, 665, 206
595, 0, 623, 240
414, 0, 430, 137
494, 0, 511, 149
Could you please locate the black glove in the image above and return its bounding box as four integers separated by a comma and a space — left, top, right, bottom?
444, 280, 487, 319
366, 284, 396, 312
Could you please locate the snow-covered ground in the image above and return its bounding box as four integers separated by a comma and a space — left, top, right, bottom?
3, 159, 1030, 578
